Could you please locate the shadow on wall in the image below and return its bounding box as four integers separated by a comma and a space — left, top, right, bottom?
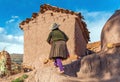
74, 20, 86, 57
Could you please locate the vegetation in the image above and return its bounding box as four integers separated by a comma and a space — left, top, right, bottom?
11, 74, 28, 82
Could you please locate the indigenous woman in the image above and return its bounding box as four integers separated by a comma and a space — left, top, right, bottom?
47, 23, 69, 73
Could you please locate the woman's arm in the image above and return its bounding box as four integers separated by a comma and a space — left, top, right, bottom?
63, 32, 69, 42
47, 32, 52, 44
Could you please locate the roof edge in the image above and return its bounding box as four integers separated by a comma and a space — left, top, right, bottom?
19, 4, 84, 29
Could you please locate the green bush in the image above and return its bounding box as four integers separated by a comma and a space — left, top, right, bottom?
11, 77, 24, 82
22, 74, 28, 79
11, 74, 28, 82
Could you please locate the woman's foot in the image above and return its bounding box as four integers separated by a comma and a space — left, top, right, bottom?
59, 70, 64, 74
57, 69, 64, 74
54, 65, 58, 68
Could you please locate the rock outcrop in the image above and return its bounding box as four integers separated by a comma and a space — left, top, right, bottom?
78, 10, 120, 81
0, 51, 11, 76
101, 10, 120, 52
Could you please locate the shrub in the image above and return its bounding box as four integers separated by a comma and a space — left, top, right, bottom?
11, 74, 28, 82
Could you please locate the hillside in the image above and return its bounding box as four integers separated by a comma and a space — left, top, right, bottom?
10, 54, 23, 64
87, 41, 101, 53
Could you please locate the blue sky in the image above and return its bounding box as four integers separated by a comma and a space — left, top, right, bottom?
0, 0, 120, 53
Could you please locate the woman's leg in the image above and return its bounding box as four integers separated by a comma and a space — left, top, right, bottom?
56, 58, 64, 72
54, 60, 58, 67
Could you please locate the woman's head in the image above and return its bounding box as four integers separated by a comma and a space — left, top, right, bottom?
50, 23, 60, 30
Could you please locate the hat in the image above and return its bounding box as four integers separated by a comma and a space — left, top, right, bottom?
50, 23, 60, 30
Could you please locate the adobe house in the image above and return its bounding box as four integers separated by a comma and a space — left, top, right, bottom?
19, 4, 90, 68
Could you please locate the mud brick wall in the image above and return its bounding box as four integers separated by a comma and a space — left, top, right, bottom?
19, 5, 89, 68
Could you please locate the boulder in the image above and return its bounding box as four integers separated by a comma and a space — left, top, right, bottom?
101, 10, 120, 52
0, 51, 11, 76
77, 10, 120, 80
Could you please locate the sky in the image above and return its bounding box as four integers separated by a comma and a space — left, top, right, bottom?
0, 0, 120, 54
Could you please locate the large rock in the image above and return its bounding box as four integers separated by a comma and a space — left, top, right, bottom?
25, 60, 81, 82
78, 10, 120, 80
78, 52, 120, 78
101, 10, 120, 51
0, 51, 11, 76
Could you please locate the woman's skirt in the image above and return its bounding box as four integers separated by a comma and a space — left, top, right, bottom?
49, 41, 69, 60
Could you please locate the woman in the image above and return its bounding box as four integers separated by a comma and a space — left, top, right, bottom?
47, 23, 69, 73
